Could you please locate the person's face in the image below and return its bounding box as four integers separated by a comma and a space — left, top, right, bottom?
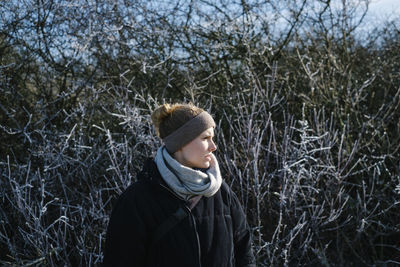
173, 127, 217, 169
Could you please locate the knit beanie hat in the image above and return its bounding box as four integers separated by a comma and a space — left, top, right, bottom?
151, 103, 216, 153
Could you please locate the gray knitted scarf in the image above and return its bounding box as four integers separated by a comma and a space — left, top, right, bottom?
154, 146, 222, 200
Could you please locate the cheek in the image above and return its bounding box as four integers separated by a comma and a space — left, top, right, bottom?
188, 142, 206, 159
198, 141, 209, 153
190, 140, 206, 151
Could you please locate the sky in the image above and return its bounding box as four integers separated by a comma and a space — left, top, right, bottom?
367, 0, 400, 23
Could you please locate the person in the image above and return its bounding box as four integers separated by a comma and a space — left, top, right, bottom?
103, 103, 256, 267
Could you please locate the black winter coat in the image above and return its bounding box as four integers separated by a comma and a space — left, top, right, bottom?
104, 158, 256, 267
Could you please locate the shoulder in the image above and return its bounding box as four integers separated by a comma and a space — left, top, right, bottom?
211, 180, 234, 208
118, 179, 150, 202
113, 158, 161, 209
220, 180, 236, 198
218, 180, 244, 210
220, 180, 231, 193
109, 180, 149, 219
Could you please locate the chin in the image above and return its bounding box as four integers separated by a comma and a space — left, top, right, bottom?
193, 162, 210, 169
202, 162, 211, 168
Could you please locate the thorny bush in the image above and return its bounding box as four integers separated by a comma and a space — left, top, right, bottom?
1, 85, 399, 266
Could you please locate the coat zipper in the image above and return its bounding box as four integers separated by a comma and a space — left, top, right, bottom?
159, 183, 202, 267
185, 205, 202, 267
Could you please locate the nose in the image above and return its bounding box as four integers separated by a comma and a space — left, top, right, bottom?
209, 139, 217, 152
